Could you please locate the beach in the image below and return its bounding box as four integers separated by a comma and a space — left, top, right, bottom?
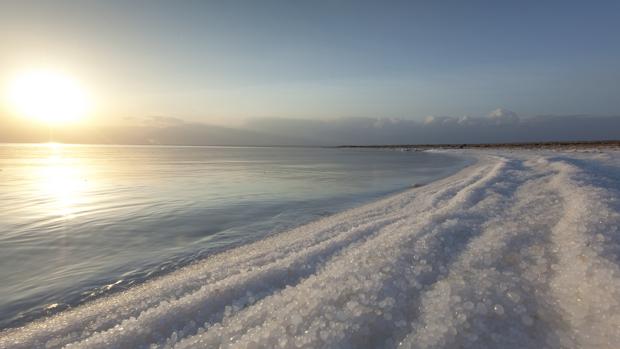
2, 148, 620, 349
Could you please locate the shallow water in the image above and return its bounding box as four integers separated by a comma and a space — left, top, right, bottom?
0, 144, 466, 329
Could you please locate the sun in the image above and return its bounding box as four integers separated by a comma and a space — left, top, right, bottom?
7, 70, 90, 124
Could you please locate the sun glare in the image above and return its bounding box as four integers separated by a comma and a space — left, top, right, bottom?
7, 70, 90, 124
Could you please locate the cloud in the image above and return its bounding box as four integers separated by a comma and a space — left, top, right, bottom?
245, 109, 620, 145
0, 113, 310, 146
422, 108, 519, 127
2, 108, 619, 146
488, 108, 520, 125
123, 115, 187, 128
146, 115, 186, 127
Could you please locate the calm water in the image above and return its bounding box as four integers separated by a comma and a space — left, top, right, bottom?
0, 144, 467, 328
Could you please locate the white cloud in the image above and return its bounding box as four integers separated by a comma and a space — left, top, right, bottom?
488, 108, 520, 125
243, 110, 620, 145
424, 108, 518, 126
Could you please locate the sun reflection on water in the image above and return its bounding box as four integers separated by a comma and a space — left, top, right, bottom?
36, 143, 91, 219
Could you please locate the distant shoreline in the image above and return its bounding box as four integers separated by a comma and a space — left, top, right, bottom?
2, 140, 619, 150
337, 140, 620, 150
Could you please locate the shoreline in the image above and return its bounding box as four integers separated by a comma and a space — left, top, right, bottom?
338, 139, 620, 150
0, 147, 467, 332
2, 149, 620, 348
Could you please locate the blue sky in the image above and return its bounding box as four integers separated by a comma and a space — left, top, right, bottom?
1, 0, 620, 126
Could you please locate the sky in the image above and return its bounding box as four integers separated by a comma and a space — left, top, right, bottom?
1, 0, 620, 145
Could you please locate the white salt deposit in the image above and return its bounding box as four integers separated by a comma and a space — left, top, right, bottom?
1, 149, 619, 349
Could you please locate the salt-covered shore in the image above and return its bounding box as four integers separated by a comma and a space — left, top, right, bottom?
2, 149, 620, 349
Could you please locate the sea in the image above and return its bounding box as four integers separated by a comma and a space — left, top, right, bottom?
0, 143, 467, 329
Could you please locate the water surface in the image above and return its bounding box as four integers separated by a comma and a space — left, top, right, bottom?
0, 144, 467, 328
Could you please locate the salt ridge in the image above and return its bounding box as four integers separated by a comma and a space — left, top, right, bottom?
1, 150, 619, 348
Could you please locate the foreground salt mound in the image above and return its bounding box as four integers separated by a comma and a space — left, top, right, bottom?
1, 150, 619, 349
